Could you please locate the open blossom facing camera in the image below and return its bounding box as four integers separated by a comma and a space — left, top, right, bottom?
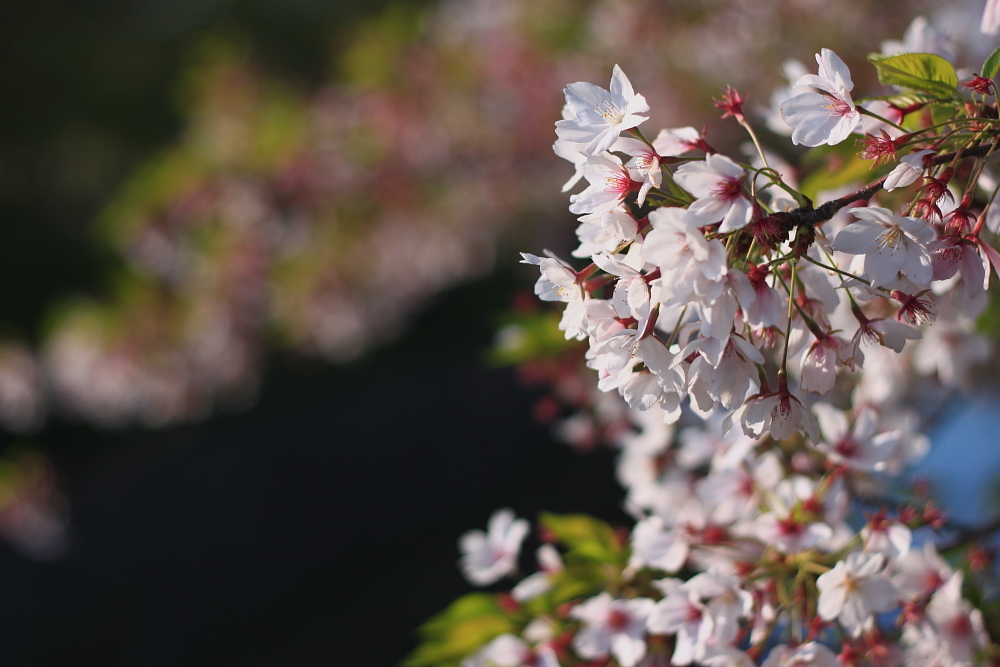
556, 64, 649, 156
780, 49, 860, 146
422, 15, 1000, 667
832, 207, 933, 288
817, 552, 899, 637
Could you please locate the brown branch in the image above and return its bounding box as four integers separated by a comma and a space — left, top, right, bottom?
771, 139, 999, 230
940, 513, 1000, 552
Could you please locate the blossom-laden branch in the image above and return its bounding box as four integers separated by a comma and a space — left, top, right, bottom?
419, 11, 1000, 667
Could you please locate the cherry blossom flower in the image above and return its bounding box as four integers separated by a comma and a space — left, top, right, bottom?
674, 154, 753, 233
780, 49, 860, 147
682, 334, 763, 412
798, 333, 850, 394
861, 510, 911, 560
817, 551, 899, 637
832, 207, 934, 288
892, 542, 952, 600
684, 570, 753, 643
569, 154, 638, 216
643, 207, 728, 306
646, 578, 715, 665
570, 592, 655, 667
730, 385, 820, 443
629, 514, 689, 574
592, 246, 651, 328
883, 149, 934, 191
463, 634, 560, 667
652, 126, 711, 156
814, 403, 895, 473
615, 136, 662, 205
521, 252, 588, 340
925, 573, 990, 664
556, 65, 650, 156
761, 643, 839, 667
458, 508, 530, 586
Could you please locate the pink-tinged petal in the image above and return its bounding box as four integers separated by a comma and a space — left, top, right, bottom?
674, 165, 724, 198
817, 48, 854, 92
624, 373, 662, 410
832, 220, 883, 254
705, 153, 746, 180
563, 82, 610, 118
610, 64, 633, 98
984, 0, 1000, 34
864, 246, 906, 287
813, 402, 848, 443
794, 73, 842, 97
903, 244, 933, 287
781, 92, 859, 147
825, 113, 862, 145
652, 126, 701, 156
896, 215, 934, 241
883, 162, 921, 190
850, 205, 899, 227
701, 241, 729, 281
610, 634, 646, 667
586, 127, 625, 157
979, 240, 1000, 285
719, 197, 754, 233
728, 269, 756, 309
818, 580, 848, 620
731, 334, 765, 364
554, 119, 596, 145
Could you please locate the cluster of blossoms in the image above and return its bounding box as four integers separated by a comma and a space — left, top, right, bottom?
1, 0, 965, 435
418, 10, 1000, 667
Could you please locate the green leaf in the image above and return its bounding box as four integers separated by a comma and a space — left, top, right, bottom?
930, 102, 959, 127
545, 562, 610, 602
488, 312, 582, 366
983, 45, 1000, 80
405, 593, 514, 667
540, 512, 624, 565
868, 53, 959, 98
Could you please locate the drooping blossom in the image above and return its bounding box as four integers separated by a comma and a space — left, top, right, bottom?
646, 578, 715, 666
883, 149, 934, 191
521, 252, 588, 340
730, 385, 820, 443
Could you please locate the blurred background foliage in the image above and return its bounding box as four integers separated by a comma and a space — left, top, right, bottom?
2, 0, 999, 664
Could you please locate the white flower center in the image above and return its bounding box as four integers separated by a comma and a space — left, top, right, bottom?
594, 99, 625, 125
875, 226, 903, 250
